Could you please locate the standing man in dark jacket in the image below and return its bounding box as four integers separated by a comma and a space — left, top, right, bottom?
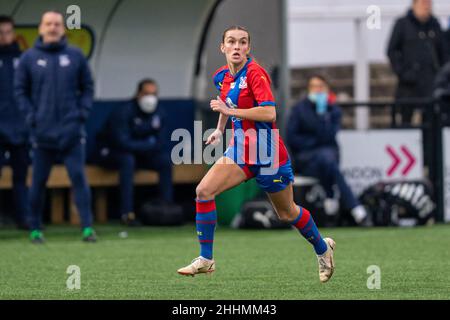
387, 0, 447, 125
91, 79, 173, 225
0, 15, 30, 229
14, 11, 96, 243
286, 75, 370, 226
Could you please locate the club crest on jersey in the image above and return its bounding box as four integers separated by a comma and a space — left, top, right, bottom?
37, 59, 47, 67
59, 55, 71, 67
238, 76, 247, 89
152, 115, 161, 129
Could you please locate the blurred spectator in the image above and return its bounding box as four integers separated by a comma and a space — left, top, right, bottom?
0, 15, 30, 229
387, 0, 447, 125
445, 17, 450, 61
14, 11, 96, 243
286, 75, 371, 226
91, 79, 173, 226
434, 61, 450, 125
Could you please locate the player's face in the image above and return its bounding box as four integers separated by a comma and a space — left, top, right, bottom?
0, 22, 15, 46
39, 12, 65, 44
308, 77, 328, 94
221, 29, 250, 65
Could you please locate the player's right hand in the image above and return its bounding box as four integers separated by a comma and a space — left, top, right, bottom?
205, 128, 222, 146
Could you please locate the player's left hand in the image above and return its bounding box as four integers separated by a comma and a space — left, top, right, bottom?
210, 96, 231, 116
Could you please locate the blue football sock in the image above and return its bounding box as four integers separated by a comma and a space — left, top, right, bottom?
291, 206, 328, 255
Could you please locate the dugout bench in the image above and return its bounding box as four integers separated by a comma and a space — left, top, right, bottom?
0, 164, 207, 225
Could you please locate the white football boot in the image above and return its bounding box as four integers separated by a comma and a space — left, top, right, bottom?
317, 237, 336, 283
177, 256, 215, 277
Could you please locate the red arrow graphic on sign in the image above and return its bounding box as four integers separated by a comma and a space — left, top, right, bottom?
385, 145, 417, 176
401, 145, 416, 176
386, 146, 401, 176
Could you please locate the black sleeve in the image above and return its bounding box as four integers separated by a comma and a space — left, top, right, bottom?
436, 27, 449, 66
387, 19, 404, 77
14, 53, 35, 127
78, 54, 94, 121
434, 62, 450, 99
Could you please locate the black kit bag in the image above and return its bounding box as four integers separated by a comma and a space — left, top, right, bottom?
139, 200, 185, 226
359, 180, 435, 226
231, 199, 291, 229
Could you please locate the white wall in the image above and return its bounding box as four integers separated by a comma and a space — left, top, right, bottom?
288, 0, 450, 67
96, 0, 213, 99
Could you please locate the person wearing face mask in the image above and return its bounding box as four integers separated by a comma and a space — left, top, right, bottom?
92, 78, 173, 226
286, 75, 371, 227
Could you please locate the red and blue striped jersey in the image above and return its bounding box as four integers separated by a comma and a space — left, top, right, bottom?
213, 58, 289, 167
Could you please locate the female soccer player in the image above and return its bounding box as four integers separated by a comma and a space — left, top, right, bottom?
177, 26, 335, 282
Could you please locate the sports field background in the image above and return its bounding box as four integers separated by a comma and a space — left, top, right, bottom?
0, 224, 449, 299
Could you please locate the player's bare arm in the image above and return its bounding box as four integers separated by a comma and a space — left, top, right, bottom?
210, 97, 276, 122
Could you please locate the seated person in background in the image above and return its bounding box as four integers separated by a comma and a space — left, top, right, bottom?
286, 75, 370, 226
91, 79, 173, 225
434, 60, 450, 125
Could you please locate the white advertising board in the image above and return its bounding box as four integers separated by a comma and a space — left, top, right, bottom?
337, 130, 424, 196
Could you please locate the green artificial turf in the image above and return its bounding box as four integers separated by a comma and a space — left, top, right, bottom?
0, 224, 449, 299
